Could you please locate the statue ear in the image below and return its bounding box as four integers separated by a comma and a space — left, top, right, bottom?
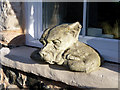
39, 27, 50, 44
68, 22, 82, 39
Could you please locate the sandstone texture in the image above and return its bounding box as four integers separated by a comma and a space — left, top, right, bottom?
0, 1, 22, 31
0, 1, 25, 46
1, 65, 79, 89
0, 46, 119, 88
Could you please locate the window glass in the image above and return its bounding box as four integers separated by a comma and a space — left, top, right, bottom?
42, 2, 83, 31
42, 2, 66, 30
87, 2, 120, 39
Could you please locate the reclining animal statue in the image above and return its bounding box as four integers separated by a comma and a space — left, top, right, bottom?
31, 22, 101, 73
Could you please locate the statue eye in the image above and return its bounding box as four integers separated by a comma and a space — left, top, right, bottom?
53, 40, 61, 45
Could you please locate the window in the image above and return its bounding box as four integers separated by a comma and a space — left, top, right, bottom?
42, 2, 67, 30
79, 2, 120, 63
25, 2, 120, 63
42, 2, 83, 30
86, 2, 120, 39
25, 2, 43, 47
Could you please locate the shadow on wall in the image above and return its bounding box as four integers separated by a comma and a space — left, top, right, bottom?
0, 30, 25, 46
8, 34, 25, 46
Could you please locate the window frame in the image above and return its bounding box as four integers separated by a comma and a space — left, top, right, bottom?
25, 1, 120, 63
25, 2, 43, 47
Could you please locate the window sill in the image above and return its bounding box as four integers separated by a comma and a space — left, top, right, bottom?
0, 46, 118, 88
79, 36, 120, 63
26, 40, 43, 48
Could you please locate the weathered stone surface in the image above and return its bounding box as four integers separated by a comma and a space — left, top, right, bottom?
0, 1, 25, 46
7, 84, 19, 89
2, 66, 76, 89
0, 1, 22, 31
0, 46, 119, 88
0, 84, 4, 90
32, 22, 101, 73
0, 64, 1, 82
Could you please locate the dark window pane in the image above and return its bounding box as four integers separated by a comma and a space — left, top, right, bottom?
87, 2, 120, 39
42, 2, 83, 31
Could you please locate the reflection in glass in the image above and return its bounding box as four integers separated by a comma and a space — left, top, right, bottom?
42, 2, 66, 30
42, 2, 83, 31
87, 2, 120, 39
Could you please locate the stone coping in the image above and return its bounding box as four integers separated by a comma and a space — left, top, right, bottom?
0, 46, 119, 88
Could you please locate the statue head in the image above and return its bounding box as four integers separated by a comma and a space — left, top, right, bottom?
39, 22, 82, 64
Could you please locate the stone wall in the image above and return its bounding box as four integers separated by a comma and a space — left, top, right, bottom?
0, 1, 25, 46
0, 65, 79, 89
0, 1, 23, 31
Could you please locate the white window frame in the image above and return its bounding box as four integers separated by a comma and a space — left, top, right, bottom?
25, 2, 43, 47
25, 1, 120, 63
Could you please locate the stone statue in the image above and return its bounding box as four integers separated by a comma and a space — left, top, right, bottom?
31, 22, 101, 73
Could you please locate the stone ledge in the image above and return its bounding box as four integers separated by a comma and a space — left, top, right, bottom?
0, 46, 119, 88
